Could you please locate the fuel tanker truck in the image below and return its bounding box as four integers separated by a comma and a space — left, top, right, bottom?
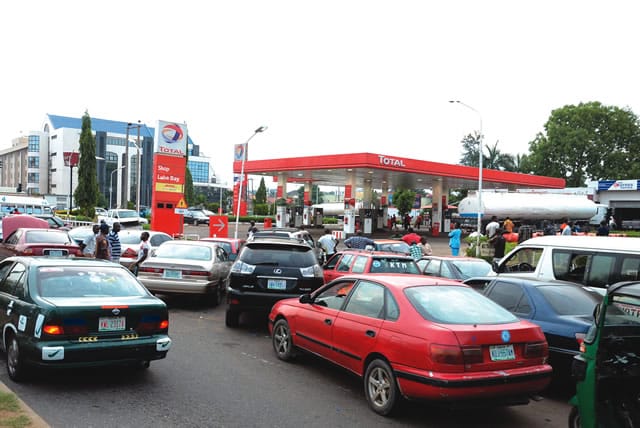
457, 192, 608, 230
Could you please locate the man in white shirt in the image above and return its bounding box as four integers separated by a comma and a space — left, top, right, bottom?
318, 229, 338, 259
79, 224, 100, 257
485, 216, 500, 238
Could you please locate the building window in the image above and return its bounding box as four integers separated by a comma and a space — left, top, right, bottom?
28, 135, 40, 152
28, 156, 39, 168
188, 160, 209, 183
106, 151, 118, 164
28, 173, 39, 183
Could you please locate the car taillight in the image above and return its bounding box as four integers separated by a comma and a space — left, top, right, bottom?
121, 248, 138, 258
575, 333, 586, 353
524, 341, 548, 358
430, 344, 464, 364
139, 267, 163, 274
137, 316, 169, 334
183, 270, 209, 276
430, 344, 483, 366
230, 261, 255, 274
43, 324, 64, 335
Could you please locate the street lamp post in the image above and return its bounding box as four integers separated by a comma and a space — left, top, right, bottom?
110, 166, 126, 209
234, 126, 268, 239
124, 122, 143, 210
450, 100, 484, 257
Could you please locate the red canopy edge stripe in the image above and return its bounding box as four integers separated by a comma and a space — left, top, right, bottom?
234, 152, 565, 188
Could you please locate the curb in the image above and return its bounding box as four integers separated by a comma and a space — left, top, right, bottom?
0, 380, 50, 428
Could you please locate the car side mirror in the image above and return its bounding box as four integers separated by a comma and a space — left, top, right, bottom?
299, 294, 313, 304
491, 260, 500, 272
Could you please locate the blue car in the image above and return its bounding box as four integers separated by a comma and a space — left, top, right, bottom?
474, 276, 600, 377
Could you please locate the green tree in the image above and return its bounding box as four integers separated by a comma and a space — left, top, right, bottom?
527, 101, 640, 186
255, 177, 267, 204
484, 141, 516, 171
184, 167, 194, 206
459, 132, 482, 167
74, 111, 99, 217
392, 188, 416, 218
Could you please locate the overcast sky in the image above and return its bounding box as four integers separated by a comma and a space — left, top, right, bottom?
2, 1, 638, 187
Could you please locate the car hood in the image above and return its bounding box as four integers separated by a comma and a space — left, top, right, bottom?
3, 215, 48, 240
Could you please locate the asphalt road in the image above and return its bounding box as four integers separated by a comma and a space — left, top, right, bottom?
0, 223, 573, 427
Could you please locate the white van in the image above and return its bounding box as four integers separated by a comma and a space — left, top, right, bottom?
493, 236, 640, 290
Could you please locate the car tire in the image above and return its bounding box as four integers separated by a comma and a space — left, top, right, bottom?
225, 309, 240, 328
364, 358, 400, 416
272, 319, 296, 361
6, 335, 26, 382
568, 407, 580, 428
206, 287, 222, 307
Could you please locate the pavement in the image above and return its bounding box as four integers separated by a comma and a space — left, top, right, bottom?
0, 223, 453, 427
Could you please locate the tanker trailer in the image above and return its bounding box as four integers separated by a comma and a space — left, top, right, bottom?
457, 192, 607, 228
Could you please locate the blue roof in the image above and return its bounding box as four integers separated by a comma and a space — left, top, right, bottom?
47, 114, 195, 144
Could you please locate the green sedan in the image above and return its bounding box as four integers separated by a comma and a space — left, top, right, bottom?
0, 256, 172, 381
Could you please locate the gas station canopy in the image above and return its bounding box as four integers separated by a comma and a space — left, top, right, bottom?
235, 152, 565, 191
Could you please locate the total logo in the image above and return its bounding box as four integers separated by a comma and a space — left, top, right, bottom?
378, 155, 406, 167
161, 123, 184, 144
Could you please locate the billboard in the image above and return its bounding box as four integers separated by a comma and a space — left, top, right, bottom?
154, 121, 188, 156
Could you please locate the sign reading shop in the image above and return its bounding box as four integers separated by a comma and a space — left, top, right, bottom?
378, 155, 406, 168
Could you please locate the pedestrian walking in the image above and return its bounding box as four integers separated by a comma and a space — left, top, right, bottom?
95, 223, 111, 260
247, 220, 259, 238
448, 222, 462, 256
409, 241, 422, 261
502, 217, 514, 234
490, 228, 506, 262
108, 222, 122, 263
596, 220, 610, 236
419, 235, 433, 256
562, 221, 573, 236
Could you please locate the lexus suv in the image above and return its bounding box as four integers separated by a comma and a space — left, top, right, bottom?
225, 238, 324, 327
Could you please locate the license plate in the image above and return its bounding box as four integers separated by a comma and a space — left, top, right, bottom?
164, 269, 182, 279
99, 317, 125, 331
490, 344, 515, 361
47, 250, 63, 257
267, 279, 287, 290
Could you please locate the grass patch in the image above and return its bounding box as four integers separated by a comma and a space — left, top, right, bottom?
0, 392, 32, 428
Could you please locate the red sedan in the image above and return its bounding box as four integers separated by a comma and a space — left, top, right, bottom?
0, 215, 81, 261
268, 274, 552, 415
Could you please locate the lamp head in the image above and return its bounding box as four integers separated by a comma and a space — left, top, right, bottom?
255, 126, 268, 133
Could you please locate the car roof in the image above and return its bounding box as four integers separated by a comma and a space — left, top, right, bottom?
472, 275, 587, 288
374, 239, 404, 243
339, 249, 414, 258
423, 255, 487, 262
159, 240, 219, 247
330, 273, 464, 289
519, 235, 640, 251
201, 237, 244, 243
5, 256, 123, 268
245, 238, 312, 249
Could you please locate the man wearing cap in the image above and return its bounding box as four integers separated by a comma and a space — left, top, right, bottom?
95, 223, 111, 260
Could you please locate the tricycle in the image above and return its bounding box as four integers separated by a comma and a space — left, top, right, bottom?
570, 281, 640, 427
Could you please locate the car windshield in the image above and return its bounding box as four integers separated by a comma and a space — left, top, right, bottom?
377, 242, 410, 253
537, 285, 599, 316
37, 266, 147, 297
155, 243, 212, 261
241, 245, 316, 266
117, 210, 138, 218
450, 260, 492, 279
405, 285, 518, 324
369, 257, 421, 274
25, 230, 71, 244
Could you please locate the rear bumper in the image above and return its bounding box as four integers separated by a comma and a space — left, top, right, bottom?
139, 278, 219, 295
394, 363, 552, 402
226, 288, 301, 313
23, 335, 172, 368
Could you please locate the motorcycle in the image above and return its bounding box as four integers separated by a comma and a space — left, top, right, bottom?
570, 281, 640, 427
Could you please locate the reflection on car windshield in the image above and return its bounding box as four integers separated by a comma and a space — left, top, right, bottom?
155, 244, 212, 261
450, 260, 492, 279
405, 285, 517, 324
242, 246, 316, 266
37, 266, 147, 297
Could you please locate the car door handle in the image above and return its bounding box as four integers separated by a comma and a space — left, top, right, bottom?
324, 319, 332, 325
366, 330, 376, 337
